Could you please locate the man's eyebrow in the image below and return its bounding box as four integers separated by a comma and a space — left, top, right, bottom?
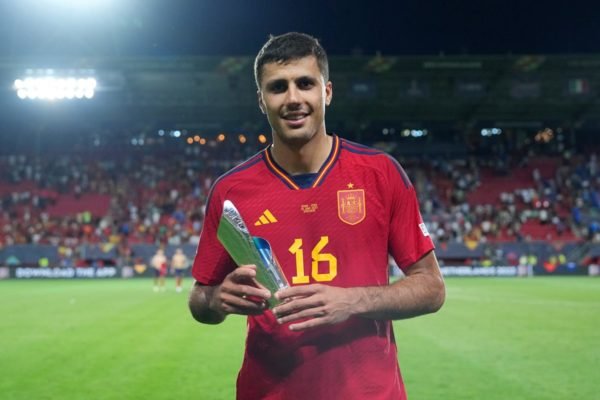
296, 75, 317, 82
265, 78, 287, 88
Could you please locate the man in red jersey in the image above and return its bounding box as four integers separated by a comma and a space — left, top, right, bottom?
188, 32, 445, 400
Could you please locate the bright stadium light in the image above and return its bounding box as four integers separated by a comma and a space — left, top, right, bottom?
13, 72, 97, 101
37, 0, 114, 10
410, 129, 427, 138
481, 128, 502, 137
401, 129, 428, 138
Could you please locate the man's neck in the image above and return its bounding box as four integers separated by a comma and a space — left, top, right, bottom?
270, 132, 333, 175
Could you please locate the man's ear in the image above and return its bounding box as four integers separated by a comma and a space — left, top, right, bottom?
325, 81, 333, 106
257, 91, 266, 114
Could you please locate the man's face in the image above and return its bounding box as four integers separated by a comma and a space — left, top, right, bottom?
257, 56, 332, 147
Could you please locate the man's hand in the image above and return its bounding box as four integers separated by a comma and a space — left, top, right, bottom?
270, 251, 445, 331
212, 265, 272, 316
272, 284, 361, 331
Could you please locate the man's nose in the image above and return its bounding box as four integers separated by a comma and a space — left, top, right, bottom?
285, 85, 301, 105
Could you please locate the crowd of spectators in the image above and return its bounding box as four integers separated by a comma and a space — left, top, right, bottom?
401, 142, 600, 246
1, 135, 599, 261
0, 138, 256, 254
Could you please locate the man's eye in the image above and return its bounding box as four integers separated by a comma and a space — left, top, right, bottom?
270, 83, 287, 93
298, 80, 314, 89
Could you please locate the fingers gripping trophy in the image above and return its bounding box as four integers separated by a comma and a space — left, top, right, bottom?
217, 200, 288, 308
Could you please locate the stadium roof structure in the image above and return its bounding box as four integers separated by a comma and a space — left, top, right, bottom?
0, 54, 599, 140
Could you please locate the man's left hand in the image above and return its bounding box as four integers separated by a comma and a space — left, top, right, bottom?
272, 284, 361, 331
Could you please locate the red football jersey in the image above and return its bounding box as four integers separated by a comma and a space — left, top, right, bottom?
193, 135, 434, 400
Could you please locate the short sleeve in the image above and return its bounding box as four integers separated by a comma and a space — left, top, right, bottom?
386, 157, 434, 271
191, 182, 237, 285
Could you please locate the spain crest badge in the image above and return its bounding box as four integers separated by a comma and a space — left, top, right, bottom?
337, 189, 366, 225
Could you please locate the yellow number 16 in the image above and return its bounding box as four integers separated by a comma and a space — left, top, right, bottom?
289, 236, 337, 284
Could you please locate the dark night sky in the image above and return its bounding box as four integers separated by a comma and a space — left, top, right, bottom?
0, 0, 598, 57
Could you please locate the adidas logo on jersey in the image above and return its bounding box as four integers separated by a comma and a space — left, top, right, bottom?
254, 210, 278, 226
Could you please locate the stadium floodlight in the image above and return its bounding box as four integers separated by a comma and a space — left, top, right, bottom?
401, 129, 428, 138
481, 128, 502, 137
410, 129, 428, 138
13, 71, 97, 101
37, 0, 114, 10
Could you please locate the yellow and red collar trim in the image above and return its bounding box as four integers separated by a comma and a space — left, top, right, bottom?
264, 135, 341, 190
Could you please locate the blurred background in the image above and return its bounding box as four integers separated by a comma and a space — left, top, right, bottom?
1, 0, 599, 277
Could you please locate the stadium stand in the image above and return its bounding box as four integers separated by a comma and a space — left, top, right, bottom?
0, 132, 598, 272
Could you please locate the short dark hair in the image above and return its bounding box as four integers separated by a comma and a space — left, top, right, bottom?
254, 32, 329, 89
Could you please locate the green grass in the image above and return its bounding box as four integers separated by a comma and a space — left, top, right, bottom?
0, 277, 598, 399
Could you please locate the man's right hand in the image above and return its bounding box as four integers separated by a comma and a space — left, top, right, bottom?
211, 265, 272, 316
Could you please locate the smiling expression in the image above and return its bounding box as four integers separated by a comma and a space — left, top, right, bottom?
258, 56, 333, 148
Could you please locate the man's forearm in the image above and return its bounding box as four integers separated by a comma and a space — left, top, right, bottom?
188, 282, 226, 324
353, 267, 445, 320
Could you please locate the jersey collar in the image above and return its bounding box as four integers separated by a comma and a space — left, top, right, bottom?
264, 134, 341, 190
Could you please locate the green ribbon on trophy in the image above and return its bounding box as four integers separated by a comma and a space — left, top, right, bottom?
217, 200, 289, 307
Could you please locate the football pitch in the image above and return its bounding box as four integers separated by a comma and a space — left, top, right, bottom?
0, 277, 598, 400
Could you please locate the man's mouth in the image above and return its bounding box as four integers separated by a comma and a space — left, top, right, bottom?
283, 112, 309, 121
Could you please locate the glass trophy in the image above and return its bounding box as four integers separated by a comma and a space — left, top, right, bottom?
217, 200, 289, 307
